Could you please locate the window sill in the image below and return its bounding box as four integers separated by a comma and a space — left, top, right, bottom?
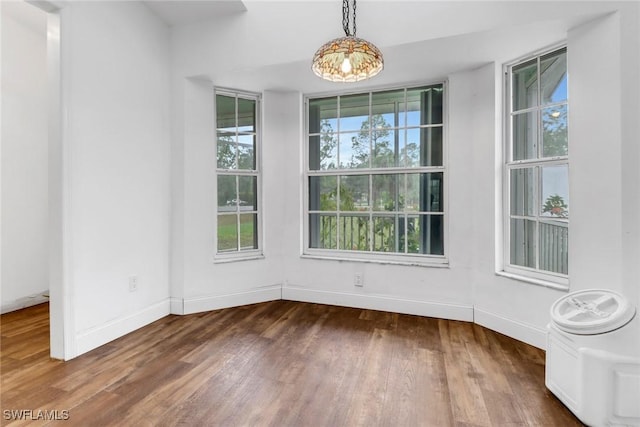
301, 252, 449, 268
496, 270, 569, 291
213, 253, 264, 264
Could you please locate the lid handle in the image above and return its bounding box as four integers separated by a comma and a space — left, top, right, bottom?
567, 296, 612, 319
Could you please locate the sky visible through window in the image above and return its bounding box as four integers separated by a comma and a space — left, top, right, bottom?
329, 110, 424, 168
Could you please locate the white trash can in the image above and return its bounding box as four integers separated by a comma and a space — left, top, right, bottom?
546, 289, 640, 427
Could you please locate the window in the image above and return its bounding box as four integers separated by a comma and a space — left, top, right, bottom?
504, 47, 568, 284
305, 84, 446, 264
215, 89, 261, 259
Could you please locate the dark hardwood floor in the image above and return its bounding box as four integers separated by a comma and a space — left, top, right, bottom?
0, 301, 583, 426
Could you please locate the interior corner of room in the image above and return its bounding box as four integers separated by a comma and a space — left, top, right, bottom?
1, 0, 638, 365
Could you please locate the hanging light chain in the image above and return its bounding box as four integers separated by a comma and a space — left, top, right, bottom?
342, 0, 357, 37
342, 0, 350, 36
352, 0, 356, 37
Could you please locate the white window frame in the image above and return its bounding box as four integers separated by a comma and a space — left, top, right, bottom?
303, 82, 448, 267
501, 45, 569, 288
214, 88, 263, 262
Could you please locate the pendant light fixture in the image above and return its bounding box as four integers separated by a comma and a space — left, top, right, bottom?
312, 0, 384, 82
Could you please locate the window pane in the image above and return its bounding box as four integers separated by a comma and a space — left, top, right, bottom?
541, 48, 567, 105
404, 128, 422, 167
309, 135, 320, 170
425, 214, 444, 255
541, 165, 569, 218
512, 59, 538, 111
340, 93, 369, 132
406, 214, 444, 255
407, 86, 443, 126
339, 215, 369, 251
217, 133, 236, 169
238, 176, 257, 211
309, 213, 337, 249
339, 175, 369, 211
237, 134, 255, 170
403, 173, 443, 213
339, 132, 368, 169
309, 99, 339, 171
372, 90, 404, 128
372, 215, 399, 252
309, 176, 337, 211
425, 173, 443, 212
405, 174, 420, 212
217, 175, 236, 211
218, 215, 238, 252
309, 134, 337, 171
539, 221, 568, 274
372, 129, 395, 168
420, 127, 443, 166
216, 95, 236, 132
542, 105, 568, 157
405, 215, 419, 253
372, 174, 398, 211
308, 97, 337, 134
237, 98, 256, 132
512, 111, 538, 161
510, 218, 536, 268
239, 213, 258, 250
510, 168, 536, 216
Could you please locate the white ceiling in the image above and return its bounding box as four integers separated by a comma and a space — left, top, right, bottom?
1, 0, 48, 34
6, 0, 622, 93
159, 1, 620, 93
144, 0, 246, 26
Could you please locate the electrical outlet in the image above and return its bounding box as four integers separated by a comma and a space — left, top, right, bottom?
129, 275, 138, 292
354, 272, 364, 287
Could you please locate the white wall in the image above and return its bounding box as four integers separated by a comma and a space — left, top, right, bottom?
40, 1, 637, 359
169, 1, 639, 350
59, 1, 172, 357
569, 9, 640, 309
169, 80, 285, 314
619, 5, 640, 311
1, 2, 50, 313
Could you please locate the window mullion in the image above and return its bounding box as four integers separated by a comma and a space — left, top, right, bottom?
336, 176, 341, 249
368, 174, 373, 251
536, 56, 542, 161
535, 57, 542, 270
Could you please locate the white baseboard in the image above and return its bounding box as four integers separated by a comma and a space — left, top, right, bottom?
75, 299, 170, 357
33, 284, 546, 359
282, 286, 473, 322
474, 307, 547, 350
170, 297, 184, 315
1, 291, 50, 314
181, 285, 282, 315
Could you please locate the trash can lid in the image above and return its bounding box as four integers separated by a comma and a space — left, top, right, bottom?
550, 289, 636, 335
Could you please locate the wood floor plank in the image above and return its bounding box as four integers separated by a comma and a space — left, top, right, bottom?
344, 327, 395, 425
0, 301, 585, 426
